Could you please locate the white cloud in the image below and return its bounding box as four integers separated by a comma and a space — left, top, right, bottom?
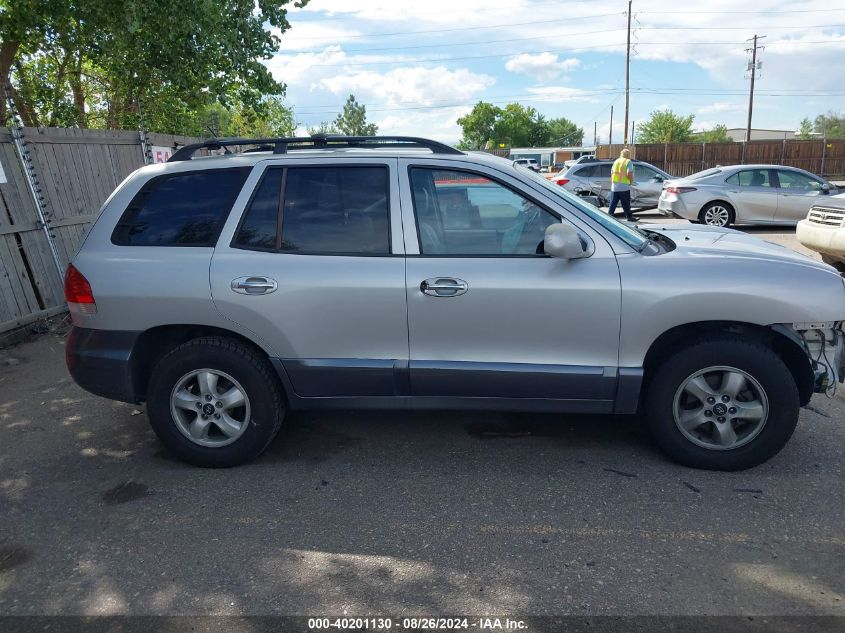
505, 53, 580, 81
375, 107, 472, 142
319, 66, 496, 107
697, 101, 746, 114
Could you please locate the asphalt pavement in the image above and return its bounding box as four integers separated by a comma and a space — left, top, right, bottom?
0, 219, 843, 621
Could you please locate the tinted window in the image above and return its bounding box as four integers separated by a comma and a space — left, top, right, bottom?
234, 169, 283, 250
777, 170, 823, 191
635, 164, 662, 181
594, 163, 613, 178
232, 166, 390, 255
282, 167, 390, 254
113, 168, 249, 246
726, 169, 772, 187
410, 168, 558, 256
574, 165, 596, 177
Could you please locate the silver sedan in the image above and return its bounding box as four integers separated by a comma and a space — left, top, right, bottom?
658, 164, 838, 227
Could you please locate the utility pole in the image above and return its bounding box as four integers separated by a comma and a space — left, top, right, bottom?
623, 0, 632, 144
744, 34, 765, 143
631, 120, 636, 145
593, 121, 597, 146
609, 105, 614, 147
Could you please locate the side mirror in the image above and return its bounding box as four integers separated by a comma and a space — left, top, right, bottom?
822, 183, 831, 194
544, 223, 589, 260
652, 176, 664, 183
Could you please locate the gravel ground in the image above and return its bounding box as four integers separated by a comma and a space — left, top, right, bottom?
0, 220, 843, 620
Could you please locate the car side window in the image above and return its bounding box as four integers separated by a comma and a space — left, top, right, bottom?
726, 169, 772, 188
595, 164, 612, 178
777, 170, 823, 191
409, 168, 558, 256
635, 165, 660, 181
112, 168, 250, 246
575, 165, 596, 177
233, 166, 391, 255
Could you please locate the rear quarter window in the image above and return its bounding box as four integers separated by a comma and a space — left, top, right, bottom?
112, 168, 250, 246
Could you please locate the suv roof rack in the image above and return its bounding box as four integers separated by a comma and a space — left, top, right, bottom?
168, 135, 463, 162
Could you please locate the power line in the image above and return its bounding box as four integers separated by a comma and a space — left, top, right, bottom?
285, 39, 842, 68
293, 88, 845, 116
284, 13, 623, 40
283, 28, 626, 54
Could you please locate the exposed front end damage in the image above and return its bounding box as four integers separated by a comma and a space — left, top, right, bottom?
775, 322, 845, 396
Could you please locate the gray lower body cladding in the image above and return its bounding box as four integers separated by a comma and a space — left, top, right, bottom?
65, 327, 644, 413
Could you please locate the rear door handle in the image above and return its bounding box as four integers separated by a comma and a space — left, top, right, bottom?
420, 277, 468, 297
231, 276, 278, 295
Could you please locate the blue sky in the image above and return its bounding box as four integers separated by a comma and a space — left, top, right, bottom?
267, 0, 845, 144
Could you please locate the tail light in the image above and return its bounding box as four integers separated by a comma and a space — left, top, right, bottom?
555, 178, 569, 186
665, 186, 697, 194
64, 264, 97, 314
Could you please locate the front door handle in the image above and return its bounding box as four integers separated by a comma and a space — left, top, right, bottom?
420, 277, 468, 297
231, 276, 278, 295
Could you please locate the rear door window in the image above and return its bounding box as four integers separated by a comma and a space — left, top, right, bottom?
233, 165, 391, 255
112, 168, 250, 246
726, 169, 772, 188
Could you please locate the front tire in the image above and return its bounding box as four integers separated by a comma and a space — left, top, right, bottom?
147, 337, 285, 467
645, 335, 799, 470
699, 201, 735, 228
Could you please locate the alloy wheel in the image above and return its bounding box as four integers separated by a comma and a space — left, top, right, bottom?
672, 366, 769, 451
703, 205, 731, 226
170, 368, 251, 447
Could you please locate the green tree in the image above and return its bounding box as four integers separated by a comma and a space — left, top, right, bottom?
796, 117, 815, 140
2, 0, 308, 129
813, 111, 845, 139
636, 109, 695, 143
493, 103, 540, 147
691, 124, 732, 143
307, 121, 339, 136
547, 116, 584, 146
456, 101, 501, 149
333, 94, 378, 136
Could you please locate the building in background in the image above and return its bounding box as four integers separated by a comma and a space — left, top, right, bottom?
509, 146, 596, 170
725, 128, 795, 142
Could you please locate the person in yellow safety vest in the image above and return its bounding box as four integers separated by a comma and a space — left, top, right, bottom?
609, 148, 635, 221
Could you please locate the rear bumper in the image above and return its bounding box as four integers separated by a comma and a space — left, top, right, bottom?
66, 327, 142, 403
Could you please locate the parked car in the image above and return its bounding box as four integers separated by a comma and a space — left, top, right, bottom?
551, 159, 672, 210
513, 158, 541, 172
563, 154, 596, 169
797, 194, 845, 272
658, 165, 838, 228
66, 135, 845, 470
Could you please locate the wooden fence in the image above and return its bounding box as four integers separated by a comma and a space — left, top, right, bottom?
0, 127, 200, 334
596, 139, 845, 178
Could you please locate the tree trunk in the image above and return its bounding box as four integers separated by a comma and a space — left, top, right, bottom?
69, 48, 87, 128
0, 40, 21, 125
11, 60, 40, 127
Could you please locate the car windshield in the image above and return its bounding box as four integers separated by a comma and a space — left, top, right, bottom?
517, 166, 648, 250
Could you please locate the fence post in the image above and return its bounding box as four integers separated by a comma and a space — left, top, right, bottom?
5, 86, 65, 282
821, 138, 826, 176
702, 143, 705, 171
663, 143, 668, 172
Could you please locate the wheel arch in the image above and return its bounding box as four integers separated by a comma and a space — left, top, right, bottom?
641, 321, 815, 407
130, 324, 278, 402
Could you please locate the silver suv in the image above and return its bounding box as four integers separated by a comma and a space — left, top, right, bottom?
65, 136, 845, 469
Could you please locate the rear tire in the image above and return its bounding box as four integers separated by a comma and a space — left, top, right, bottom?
147, 337, 285, 467
699, 202, 735, 228
644, 335, 799, 471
